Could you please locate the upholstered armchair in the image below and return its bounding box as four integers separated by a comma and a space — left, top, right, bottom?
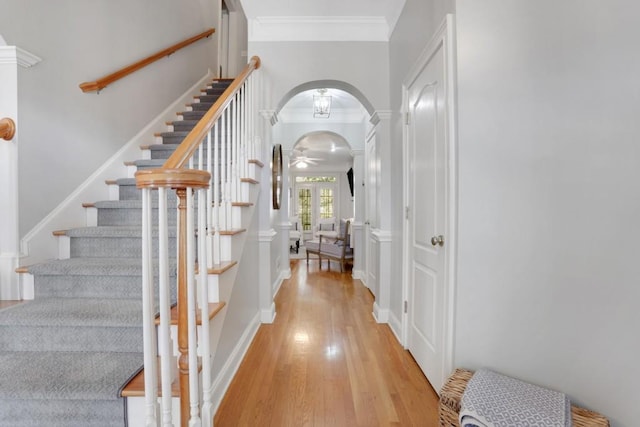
306, 219, 353, 272
313, 217, 338, 240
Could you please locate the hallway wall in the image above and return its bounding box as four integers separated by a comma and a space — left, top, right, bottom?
455, 2, 640, 425
0, 0, 218, 235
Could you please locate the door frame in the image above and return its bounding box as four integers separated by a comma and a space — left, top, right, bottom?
401, 14, 458, 386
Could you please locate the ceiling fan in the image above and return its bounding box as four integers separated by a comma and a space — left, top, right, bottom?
290, 147, 322, 168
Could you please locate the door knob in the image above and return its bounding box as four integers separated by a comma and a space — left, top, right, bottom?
431, 235, 444, 247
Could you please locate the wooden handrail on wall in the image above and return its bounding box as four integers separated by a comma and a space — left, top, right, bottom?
79, 28, 215, 93
0, 118, 16, 141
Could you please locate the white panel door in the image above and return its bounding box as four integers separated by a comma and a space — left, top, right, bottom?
407, 37, 447, 392
365, 134, 378, 296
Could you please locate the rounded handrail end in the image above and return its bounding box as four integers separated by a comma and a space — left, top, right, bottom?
135, 168, 211, 190
0, 118, 16, 141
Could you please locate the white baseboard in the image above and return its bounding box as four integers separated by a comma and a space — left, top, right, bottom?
19, 71, 214, 265
372, 302, 389, 323
273, 270, 287, 296
210, 311, 261, 413
388, 310, 403, 345
352, 269, 365, 281
260, 302, 276, 324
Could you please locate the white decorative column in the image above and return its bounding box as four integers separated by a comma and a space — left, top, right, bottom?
370, 110, 392, 323
258, 229, 276, 323
279, 150, 292, 280
0, 42, 41, 300
257, 109, 276, 323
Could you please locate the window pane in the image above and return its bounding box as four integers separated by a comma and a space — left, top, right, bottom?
298, 188, 312, 231
319, 188, 333, 219
295, 176, 336, 183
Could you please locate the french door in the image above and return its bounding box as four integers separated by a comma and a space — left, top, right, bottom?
295, 182, 336, 238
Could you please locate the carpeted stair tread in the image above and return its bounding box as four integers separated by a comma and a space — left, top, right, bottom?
169, 119, 200, 130
26, 257, 176, 276
63, 225, 177, 238
0, 398, 126, 427
0, 298, 142, 328
133, 158, 165, 168
94, 200, 145, 209
0, 351, 142, 400
178, 110, 207, 120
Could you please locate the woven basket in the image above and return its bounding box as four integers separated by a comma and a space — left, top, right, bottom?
439, 369, 609, 427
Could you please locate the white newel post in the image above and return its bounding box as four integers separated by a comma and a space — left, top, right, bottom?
0, 42, 40, 300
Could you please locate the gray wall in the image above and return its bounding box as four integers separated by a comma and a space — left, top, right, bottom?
454, 1, 639, 425
0, 0, 218, 235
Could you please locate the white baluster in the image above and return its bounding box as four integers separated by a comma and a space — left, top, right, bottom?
213, 120, 221, 265
225, 106, 232, 232
198, 186, 213, 426
206, 131, 213, 268
221, 109, 228, 232
141, 188, 159, 426
231, 96, 238, 204
157, 187, 174, 427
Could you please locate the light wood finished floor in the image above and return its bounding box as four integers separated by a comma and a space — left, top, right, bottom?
214, 259, 440, 426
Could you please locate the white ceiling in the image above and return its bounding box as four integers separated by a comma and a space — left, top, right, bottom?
289, 131, 353, 172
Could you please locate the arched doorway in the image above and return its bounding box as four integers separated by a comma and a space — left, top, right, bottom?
272, 81, 376, 287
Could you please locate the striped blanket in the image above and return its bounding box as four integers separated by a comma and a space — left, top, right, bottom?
459, 369, 572, 427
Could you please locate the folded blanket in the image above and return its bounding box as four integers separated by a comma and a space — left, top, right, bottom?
459, 369, 572, 427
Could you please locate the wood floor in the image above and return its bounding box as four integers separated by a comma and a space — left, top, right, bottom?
214, 259, 440, 426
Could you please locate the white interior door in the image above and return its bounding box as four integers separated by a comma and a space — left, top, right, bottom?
365, 134, 378, 296
407, 35, 448, 392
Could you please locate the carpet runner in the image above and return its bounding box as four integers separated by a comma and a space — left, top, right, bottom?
0, 79, 232, 426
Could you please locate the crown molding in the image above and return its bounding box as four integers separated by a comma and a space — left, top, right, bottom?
249, 16, 389, 42
0, 46, 42, 68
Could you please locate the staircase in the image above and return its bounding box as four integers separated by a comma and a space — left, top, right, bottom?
0, 64, 263, 426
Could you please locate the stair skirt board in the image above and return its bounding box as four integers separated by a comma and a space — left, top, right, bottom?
5, 78, 238, 426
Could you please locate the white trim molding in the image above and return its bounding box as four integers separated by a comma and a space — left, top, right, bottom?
258, 228, 277, 323
0, 46, 42, 68
249, 16, 389, 42
210, 312, 261, 414
258, 229, 277, 242
371, 229, 392, 324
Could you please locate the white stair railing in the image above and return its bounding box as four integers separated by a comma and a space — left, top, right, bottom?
135, 56, 261, 427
